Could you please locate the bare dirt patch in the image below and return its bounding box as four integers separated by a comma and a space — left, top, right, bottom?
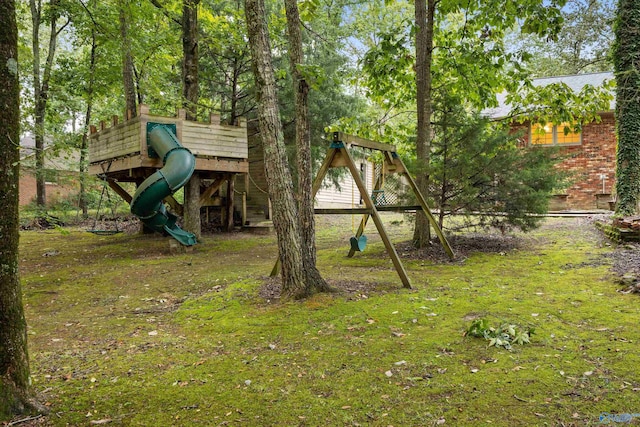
258, 276, 380, 302
394, 233, 525, 263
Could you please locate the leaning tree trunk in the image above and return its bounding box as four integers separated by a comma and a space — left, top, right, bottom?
614, 0, 640, 216
182, 0, 202, 239
0, 0, 36, 417
412, 0, 435, 248
245, 0, 307, 299
284, 0, 332, 295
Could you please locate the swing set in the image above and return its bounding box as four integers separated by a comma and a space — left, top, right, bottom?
273, 132, 454, 289
86, 162, 124, 236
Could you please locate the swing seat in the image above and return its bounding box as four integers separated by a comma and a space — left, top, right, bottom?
350, 235, 367, 252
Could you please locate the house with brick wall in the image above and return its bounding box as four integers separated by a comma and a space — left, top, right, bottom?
486, 72, 616, 211
19, 135, 80, 207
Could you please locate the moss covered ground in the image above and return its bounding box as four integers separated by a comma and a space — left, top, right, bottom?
10, 216, 640, 426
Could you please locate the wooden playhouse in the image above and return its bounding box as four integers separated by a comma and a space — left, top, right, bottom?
88, 105, 249, 231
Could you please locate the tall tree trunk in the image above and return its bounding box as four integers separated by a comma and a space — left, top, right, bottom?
30, 0, 61, 209
412, 0, 435, 248
284, 0, 331, 294
182, 0, 199, 120
79, 26, 97, 218
119, 1, 137, 118
614, 0, 640, 216
184, 174, 201, 240
0, 0, 38, 417
30, 0, 44, 208
245, 0, 307, 299
230, 58, 239, 125
182, 0, 202, 238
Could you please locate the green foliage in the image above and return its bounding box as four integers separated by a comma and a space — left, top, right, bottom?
359, 0, 567, 116
466, 318, 534, 350
514, 0, 614, 77
508, 78, 615, 128
428, 95, 569, 233
614, 0, 640, 216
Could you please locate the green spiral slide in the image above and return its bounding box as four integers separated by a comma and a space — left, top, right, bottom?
130, 124, 197, 246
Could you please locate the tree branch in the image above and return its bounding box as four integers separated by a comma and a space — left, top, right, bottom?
147, 0, 181, 26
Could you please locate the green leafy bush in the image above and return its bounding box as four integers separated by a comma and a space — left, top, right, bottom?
465, 318, 534, 350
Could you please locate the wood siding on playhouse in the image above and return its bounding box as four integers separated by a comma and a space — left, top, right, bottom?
516, 112, 617, 210
88, 106, 248, 176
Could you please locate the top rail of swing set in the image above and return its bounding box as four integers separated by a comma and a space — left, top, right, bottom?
331, 132, 397, 153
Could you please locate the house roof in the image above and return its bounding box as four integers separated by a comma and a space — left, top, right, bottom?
485, 71, 614, 119
20, 134, 80, 171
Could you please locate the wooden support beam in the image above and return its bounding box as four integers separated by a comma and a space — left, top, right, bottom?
396, 155, 454, 259
329, 150, 350, 167
339, 146, 412, 288
107, 180, 132, 204
389, 156, 407, 174
314, 206, 423, 215
164, 195, 183, 216
242, 192, 247, 226
312, 148, 338, 196
225, 176, 235, 231
315, 208, 371, 215
348, 173, 384, 258
333, 131, 396, 153
199, 176, 226, 206
90, 157, 249, 177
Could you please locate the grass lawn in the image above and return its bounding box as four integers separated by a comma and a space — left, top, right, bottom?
12, 215, 640, 426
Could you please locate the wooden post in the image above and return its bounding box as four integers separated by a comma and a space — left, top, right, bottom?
242, 192, 247, 226
394, 155, 454, 259
348, 173, 384, 258
225, 175, 235, 231
107, 180, 133, 204
339, 146, 412, 289
164, 195, 184, 216
199, 176, 226, 206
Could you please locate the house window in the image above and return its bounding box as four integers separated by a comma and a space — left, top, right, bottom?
531, 122, 581, 146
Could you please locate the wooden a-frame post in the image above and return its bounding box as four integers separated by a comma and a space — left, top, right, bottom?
270, 132, 454, 289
